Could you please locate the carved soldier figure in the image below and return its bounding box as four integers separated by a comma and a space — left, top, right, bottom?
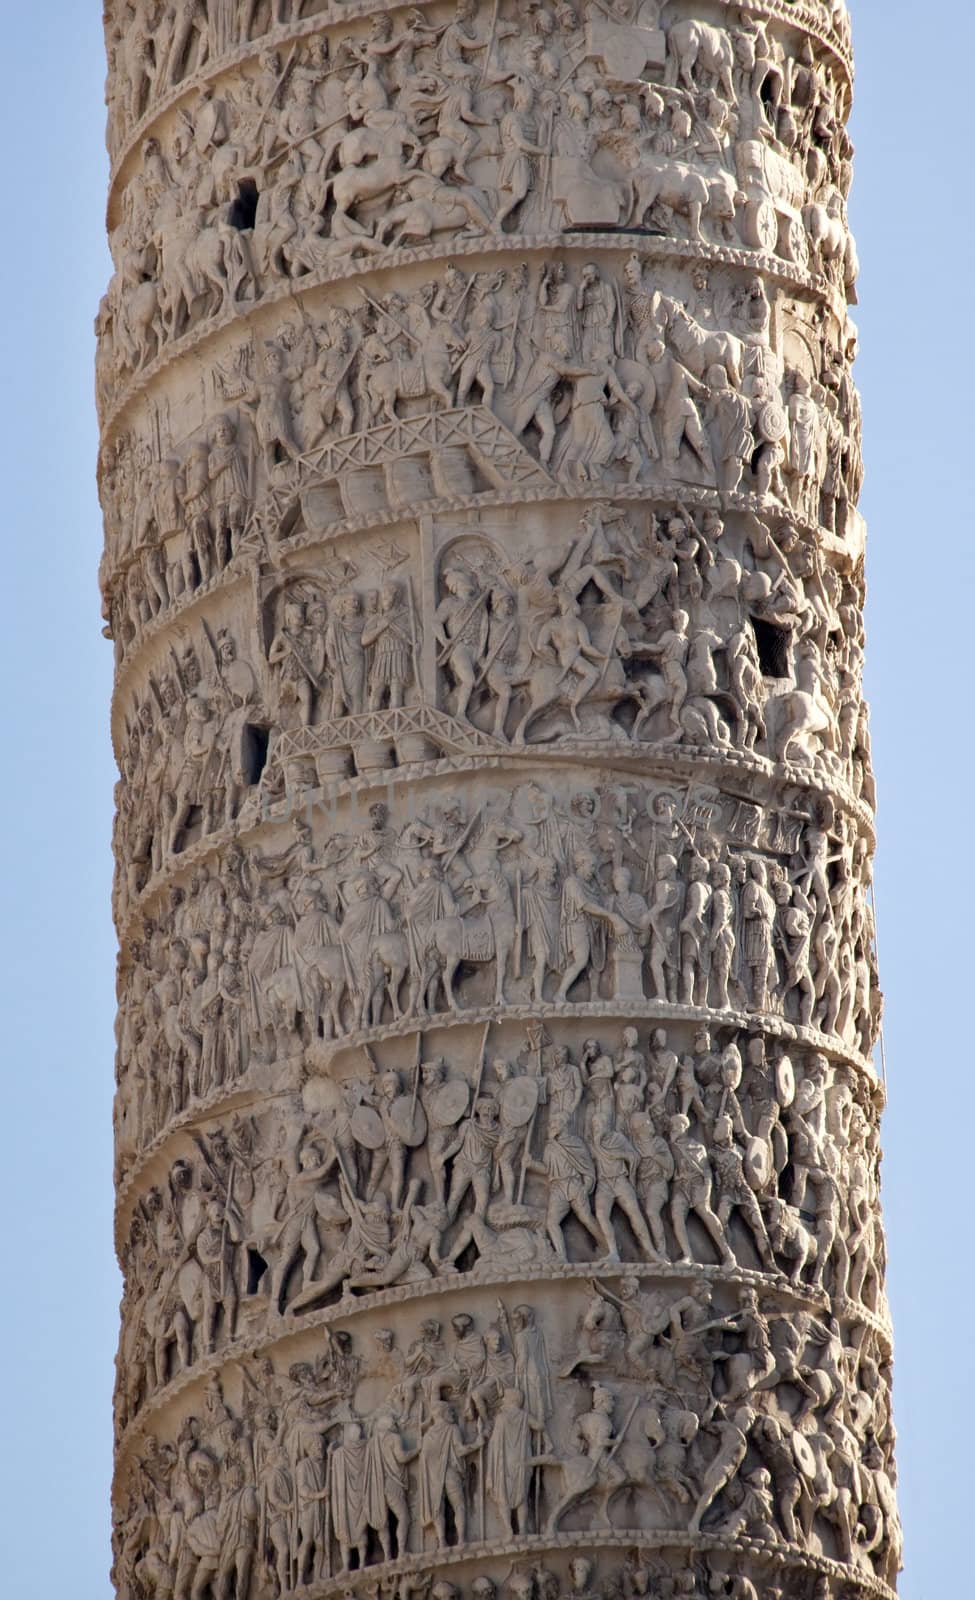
325, 591, 368, 719
330, 1420, 369, 1571
268, 598, 318, 729
363, 580, 415, 710
418, 1401, 480, 1548
742, 858, 777, 1013
669, 1113, 736, 1268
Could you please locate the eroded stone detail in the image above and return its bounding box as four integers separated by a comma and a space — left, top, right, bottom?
100, 5, 898, 1600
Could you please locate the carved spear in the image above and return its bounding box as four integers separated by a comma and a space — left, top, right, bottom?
219, 1158, 236, 1304
472, 1020, 491, 1103
355, 285, 423, 350
476, 0, 501, 88
410, 1029, 423, 1119
251, 41, 300, 148
606, 1396, 642, 1463
406, 574, 421, 698
516, 1027, 545, 1204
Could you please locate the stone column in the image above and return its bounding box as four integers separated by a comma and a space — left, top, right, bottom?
100, 4, 900, 1600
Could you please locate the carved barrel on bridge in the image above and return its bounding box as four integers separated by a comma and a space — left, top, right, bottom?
99, 2, 897, 1599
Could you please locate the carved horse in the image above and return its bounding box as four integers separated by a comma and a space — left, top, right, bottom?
375, 172, 493, 248
665, 18, 736, 100
154, 202, 231, 337
655, 296, 744, 386
774, 648, 834, 766
363, 327, 460, 423
426, 873, 518, 1010
356, 931, 411, 1029
325, 129, 420, 233
628, 156, 711, 240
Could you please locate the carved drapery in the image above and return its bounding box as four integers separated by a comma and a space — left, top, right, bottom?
100, 4, 898, 1600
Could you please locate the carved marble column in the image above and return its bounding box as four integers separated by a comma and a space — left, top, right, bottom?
100, 4, 899, 1600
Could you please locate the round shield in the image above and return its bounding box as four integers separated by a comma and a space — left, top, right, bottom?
303, 1076, 341, 1118
792, 1431, 818, 1480
500, 1075, 541, 1128
744, 1135, 772, 1192
771, 1122, 789, 1174
350, 1103, 385, 1151
389, 1094, 428, 1148
758, 401, 788, 443
775, 1053, 796, 1108
177, 1259, 205, 1320
792, 1078, 821, 1116
431, 1078, 469, 1128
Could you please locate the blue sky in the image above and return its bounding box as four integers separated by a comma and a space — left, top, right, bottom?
0, 3, 969, 1594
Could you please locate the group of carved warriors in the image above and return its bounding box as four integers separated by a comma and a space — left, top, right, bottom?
96, 267, 858, 700
100, 258, 862, 675
117, 1003, 884, 1400
108, 0, 853, 144
99, 254, 859, 562
113, 562, 420, 880
113, 775, 879, 1155
115, 1265, 898, 1600
101, 0, 857, 384
432, 505, 867, 770
110, 502, 872, 912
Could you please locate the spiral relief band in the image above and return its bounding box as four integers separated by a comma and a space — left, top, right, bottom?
99, 4, 898, 1600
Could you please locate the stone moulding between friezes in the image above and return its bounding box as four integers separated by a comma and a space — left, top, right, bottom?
104, 0, 855, 196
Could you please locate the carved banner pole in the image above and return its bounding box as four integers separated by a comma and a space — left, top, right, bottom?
99, 3, 898, 1599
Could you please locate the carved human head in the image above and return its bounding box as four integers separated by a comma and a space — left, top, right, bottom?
422, 1057, 446, 1086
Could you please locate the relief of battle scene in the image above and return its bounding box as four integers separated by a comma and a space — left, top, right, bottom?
113, 765, 880, 1176
100, 0, 857, 396
115, 1260, 897, 1594
115, 1006, 886, 1423
99, 249, 860, 604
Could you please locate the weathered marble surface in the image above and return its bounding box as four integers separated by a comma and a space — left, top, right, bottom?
99, 4, 899, 1599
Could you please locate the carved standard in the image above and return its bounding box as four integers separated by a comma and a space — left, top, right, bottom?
100, 3, 898, 1600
